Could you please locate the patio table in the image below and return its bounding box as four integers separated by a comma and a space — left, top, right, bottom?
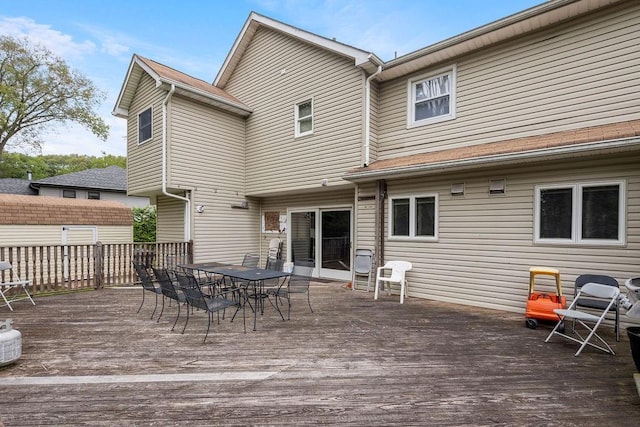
196, 265, 291, 331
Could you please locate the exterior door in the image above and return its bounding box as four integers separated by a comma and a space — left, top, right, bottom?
319, 209, 351, 280
288, 208, 352, 280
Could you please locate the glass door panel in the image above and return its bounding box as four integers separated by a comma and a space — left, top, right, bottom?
319, 209, 351, 280
290, 211, 316, 277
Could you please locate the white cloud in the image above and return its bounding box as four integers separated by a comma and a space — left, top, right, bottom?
0, 16, 96, 59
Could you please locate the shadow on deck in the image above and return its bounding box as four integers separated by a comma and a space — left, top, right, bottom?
1, 282, 639, 425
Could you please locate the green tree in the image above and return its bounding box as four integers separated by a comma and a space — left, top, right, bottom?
133, 206, 157, 242
0, 35, 109, 156
0, 152, 126, 179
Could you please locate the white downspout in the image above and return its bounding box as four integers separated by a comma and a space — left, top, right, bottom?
161, 84, 191, 241
364, 63, 382, 166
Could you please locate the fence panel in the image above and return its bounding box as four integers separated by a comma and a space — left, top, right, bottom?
0, 241, 192, 295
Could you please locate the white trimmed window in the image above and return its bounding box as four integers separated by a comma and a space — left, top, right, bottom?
534, 181, 625, 245
295, 99, 313, 137
138, 107, 152, 144
408, 66, 456, 127
389, 194, 438, 240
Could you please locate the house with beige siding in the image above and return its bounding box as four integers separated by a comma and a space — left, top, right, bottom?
113, 0, 640, 314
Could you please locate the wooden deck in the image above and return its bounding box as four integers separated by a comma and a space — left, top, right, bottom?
1, 282, 639, 426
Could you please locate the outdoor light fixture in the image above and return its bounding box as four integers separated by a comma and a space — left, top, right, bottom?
196, 205, 205, 213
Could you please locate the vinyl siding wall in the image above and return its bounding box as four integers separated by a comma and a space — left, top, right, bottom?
126, 73, 165, 195
168, 96, 259, 263
156, 195, 185, 242
369, 153, 640, 314
223, 27, 365, 196
377, 2, 640, 159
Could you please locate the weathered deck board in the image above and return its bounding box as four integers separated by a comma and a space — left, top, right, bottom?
1, 282, 639, 426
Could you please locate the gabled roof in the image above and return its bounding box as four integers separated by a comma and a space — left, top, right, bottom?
344, 120, 640, 182
214, 12, 383, 88
112, 55, 252, 118
31, 166, 127, 192
0, 178, 37, 195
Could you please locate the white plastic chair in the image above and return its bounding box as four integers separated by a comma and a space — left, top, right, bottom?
545, 282, 620, 356
0, 261, 36, 311
352, 249, 373, 291
374, 261, 412, 304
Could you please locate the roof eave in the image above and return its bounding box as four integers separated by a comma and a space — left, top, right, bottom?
158, 79, 253, 117
343, 137, 640, 183
378, 0, 622, 82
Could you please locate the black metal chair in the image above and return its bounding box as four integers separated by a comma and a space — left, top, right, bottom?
173, 270, 242, 342
151, 266, 186, 331
241, 253, 260, 268
574, 274, 620, 341
267, 275, 312, 320
133, 261, 162, 319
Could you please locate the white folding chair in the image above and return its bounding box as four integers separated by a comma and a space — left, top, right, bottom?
374, 261, 412, 304
352, 249, 373, 291
0, 261, 36, 311
545, 282, 619, 356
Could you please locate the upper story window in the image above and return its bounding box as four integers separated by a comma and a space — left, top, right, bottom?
534, 181, 625, 245
62, 189, 76, 198
408, 66, 456, 128
389, 193, 438, 241
138, 107, 152, 144
88, 191, 100, 200
295, 99, 313, 137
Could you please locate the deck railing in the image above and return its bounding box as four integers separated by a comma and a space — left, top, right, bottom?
0, 241, 192, 294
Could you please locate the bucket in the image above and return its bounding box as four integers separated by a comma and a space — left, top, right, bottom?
626, 327, 640, 372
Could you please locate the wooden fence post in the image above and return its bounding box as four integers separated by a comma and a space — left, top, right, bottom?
94, 241, 104, 289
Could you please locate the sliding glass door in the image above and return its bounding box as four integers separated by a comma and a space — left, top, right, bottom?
289, 208, 352, 280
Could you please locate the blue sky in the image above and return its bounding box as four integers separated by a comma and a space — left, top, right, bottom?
0, 0, 543, 157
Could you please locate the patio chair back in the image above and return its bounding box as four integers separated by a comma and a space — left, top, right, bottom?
0, 261, 36, 311
352, 249, 374, 291
241, 254, 260, 268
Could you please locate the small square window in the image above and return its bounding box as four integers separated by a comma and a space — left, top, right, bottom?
295, 99, 313, 137
408, 66, 456, 128
138, 107, 152, 143
88, 191, 100, 200
389, 194, 438, 240
63, 189, 76, 198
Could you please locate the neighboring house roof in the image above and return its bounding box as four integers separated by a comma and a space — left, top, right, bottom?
214, 11, 383, 88
30, 166, 127, 192
344, 120, 640, 182
112, 54, 252, 118
0, 194, 133, 226
0, 178, 37, 195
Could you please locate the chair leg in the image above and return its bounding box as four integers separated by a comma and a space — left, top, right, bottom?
181, 304, 190, 334
137, 289, 145, 314
171, 303, 181, 332
157, 296, 166, 323
307, 291, 313, 313
374, 277, 380, 300
203, 312, 211, 343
